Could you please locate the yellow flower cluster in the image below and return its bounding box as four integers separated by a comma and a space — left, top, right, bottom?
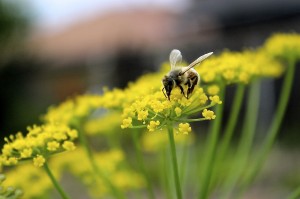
121, 86, 220, 133
0, 123, 78, 167
84, 112, 121, 135
264, 33, 300, 60
0, 174, 23, 198
43, 95, 103, 125
198, 49, 283, 84
2, 163, 53, 198
50, 148, 145, 198
3, 147, 145, 198
42, 70, 167, 129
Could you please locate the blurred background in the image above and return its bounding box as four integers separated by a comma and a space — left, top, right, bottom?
0, 0, 299, 197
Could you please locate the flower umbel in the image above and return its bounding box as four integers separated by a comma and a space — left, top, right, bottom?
121, 87, 220, 134
0, 123, 78, 167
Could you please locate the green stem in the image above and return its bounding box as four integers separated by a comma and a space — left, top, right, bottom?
44, 162, 70, 199
198, 83, 225, 199
210, 84, 245, 188
76, 121, 125, 199
287, 186, 300, 199
174, 118, 207, 123
132, 130, 155, 199
167, 122, 182, 199
183, 104, 215, 116
130, 125, 147, 129
239, 57, 296, 195
161, 148, 172, 199
218, 84, 246, 160
179, 138, 189, 183
222, 80, 260, 199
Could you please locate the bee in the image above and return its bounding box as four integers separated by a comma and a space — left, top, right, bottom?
162, 49, 213, 100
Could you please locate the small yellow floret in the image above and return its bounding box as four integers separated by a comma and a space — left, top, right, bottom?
209, 96, 222, 105
147, 121, 160, 132
6, 157, 18, 165
239, 72, 249, 83
178, 123, 191, 135
62, 141, 76, 151
207, 85, 220, 95
121, 117, 133, 129
223, 70, 235, 81
20, 148, 33, 158
67, 129, 78, 139
33, 155, 45, 167
47, 141, 60, 151
137, 110, 148, 121
202, 109, 216, 120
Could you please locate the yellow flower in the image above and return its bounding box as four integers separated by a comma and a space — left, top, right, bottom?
0, 174, 23, 198
137, 110, 148, 121
47, 141, 60, 151
33, 155, 45, 167
207, 85, 220, 95
0, 123, 78, 167
20, 148, 33, 158
121, 117, 133, 129
223, 69, 235, 81
209, 95, 222, 105
147, 121, 160, 132
202, 109, 216, 120
198, 49, 284, 84
120, 85, 220, 134
6, 157, 18, 165
67, 129, 78, 140
264, 33, 300, 60
238, 71, 250, 83
62, 141, 76, 151
178, 123, 192, 135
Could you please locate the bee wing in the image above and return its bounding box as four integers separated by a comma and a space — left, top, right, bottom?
180, 52, 213, 75
169, 49, 182, 70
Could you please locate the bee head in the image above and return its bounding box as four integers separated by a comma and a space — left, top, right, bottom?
162, 76, 175, 100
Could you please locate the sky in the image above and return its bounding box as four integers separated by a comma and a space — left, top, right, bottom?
10, 0, 188, 30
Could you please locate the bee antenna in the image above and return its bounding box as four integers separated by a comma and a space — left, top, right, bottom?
179, 52, 213, 75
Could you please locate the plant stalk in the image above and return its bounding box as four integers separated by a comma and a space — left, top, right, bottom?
132, 130, 155, 199
44, 162, 70, 199
198, 83, 225, 199
167, 122, 182, 199
239, 57, 296, 197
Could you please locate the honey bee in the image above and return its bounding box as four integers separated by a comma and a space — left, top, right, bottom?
162, 49, 213, 100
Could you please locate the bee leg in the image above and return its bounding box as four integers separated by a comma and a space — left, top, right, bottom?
162, 87, 168, 99
187, 76, 198, 98
178, 85, 188, 99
